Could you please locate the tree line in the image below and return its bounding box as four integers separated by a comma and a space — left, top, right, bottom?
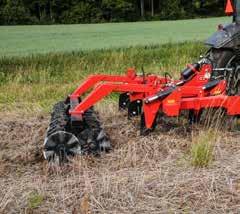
0, 0, 226, 25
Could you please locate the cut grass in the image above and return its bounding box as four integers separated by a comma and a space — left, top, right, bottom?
0, 17, 230, 57
0, 42, 206, 113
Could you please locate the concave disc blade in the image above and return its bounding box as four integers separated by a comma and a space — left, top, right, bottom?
43, 131, 81, 162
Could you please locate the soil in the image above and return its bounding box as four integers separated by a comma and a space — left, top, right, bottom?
1, 108, 240, 213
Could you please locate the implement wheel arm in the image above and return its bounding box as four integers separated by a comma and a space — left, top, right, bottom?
70, 68, 142, 99
70, 83, 153, 116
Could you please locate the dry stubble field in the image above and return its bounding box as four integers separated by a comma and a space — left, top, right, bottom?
1, 103, 240, 213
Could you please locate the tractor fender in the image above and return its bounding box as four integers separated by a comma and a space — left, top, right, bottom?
205, 23, 240, 49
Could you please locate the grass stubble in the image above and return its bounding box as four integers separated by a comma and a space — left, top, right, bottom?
1, 43, 240, 213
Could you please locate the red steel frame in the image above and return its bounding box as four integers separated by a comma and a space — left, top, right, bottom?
69, 65, 240, 130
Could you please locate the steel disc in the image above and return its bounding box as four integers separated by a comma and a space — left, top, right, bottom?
44, 131, 81, 163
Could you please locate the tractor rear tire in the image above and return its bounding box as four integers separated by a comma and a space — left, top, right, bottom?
209, 48, 240, 94
207, 48, 240, 130
208, 48, 236, 68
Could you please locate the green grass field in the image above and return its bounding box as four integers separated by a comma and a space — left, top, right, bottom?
0, 17, 230, 57
0, 42, 205, 113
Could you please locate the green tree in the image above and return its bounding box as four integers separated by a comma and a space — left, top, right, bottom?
0, 0, 227, 25
1, 0, 31, 24
181, 0, 194, 17
160, 0, 185, 20
102, 0, 137, 21
23, 0, 51, 23
51, 0, 71, 23
61, 1, 102, 24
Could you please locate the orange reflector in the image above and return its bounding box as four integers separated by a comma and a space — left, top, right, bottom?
167, 99, 176, 104
225, 0, 234, 15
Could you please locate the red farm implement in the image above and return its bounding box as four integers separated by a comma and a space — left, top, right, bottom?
44, 0, 240, 163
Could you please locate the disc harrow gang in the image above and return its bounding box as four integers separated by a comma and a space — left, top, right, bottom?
44, 101, 111, 164
44, 55, 240, 164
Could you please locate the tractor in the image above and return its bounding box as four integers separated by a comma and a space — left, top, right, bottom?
44, 0, 240, 164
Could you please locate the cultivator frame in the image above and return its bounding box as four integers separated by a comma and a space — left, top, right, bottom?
69, 62, 240, 131
44, 56, 240, 163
